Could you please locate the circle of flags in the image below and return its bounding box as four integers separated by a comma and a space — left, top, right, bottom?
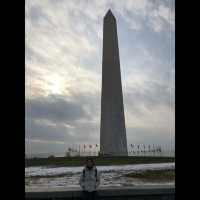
64, 143, 165, 157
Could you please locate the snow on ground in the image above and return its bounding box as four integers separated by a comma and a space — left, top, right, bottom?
25, 163, 175, 190
26, 163, 174, 177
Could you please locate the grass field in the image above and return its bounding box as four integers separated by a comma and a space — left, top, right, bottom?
124, 169, 175, 181
25, 156, 175, 167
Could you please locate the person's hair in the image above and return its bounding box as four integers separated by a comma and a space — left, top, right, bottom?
85, 158, 95, 166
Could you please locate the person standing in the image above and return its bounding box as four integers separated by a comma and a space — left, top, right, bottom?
79, 158, 100, 200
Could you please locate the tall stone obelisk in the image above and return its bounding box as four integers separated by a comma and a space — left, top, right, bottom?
100, 10, 128, 156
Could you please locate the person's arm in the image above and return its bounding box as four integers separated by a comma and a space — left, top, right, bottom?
79, 171, 85, 189
95, 170, 100, 188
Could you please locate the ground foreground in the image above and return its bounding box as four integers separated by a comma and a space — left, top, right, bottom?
26, 162, 175, 189
26, 156, 174, 167
26, 185, 175, 200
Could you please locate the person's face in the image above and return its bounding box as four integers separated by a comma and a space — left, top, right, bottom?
86, 160, 93, 168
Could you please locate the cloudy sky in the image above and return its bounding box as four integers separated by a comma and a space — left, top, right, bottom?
25, 0, 175, 155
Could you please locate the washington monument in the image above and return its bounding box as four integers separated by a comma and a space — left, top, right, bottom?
100, 10, 128, 156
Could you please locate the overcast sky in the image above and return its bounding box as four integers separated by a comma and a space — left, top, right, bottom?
25, 0, 175, 155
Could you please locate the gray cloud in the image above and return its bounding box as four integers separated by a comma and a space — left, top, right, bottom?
25, 93, 100, 149
124, 80, 174, 113
26, 118, 69, 142
26, 117, 99, 143
26, 95, 91, 123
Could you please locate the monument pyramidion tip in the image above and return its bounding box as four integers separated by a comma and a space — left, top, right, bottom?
104, 9, 115, 19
